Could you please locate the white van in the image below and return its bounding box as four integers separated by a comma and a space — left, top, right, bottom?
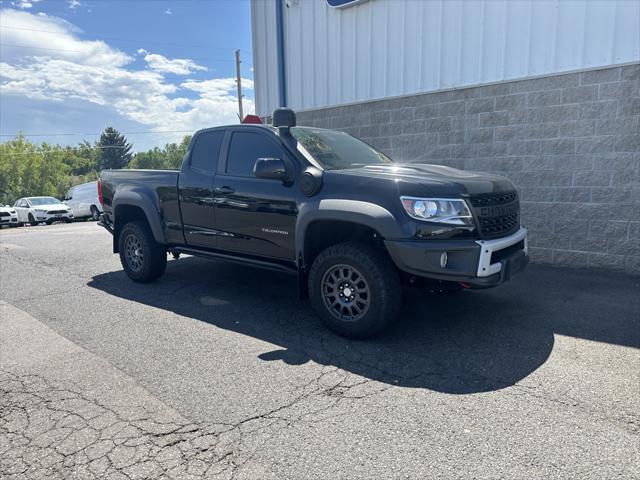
64, 181, 103, 220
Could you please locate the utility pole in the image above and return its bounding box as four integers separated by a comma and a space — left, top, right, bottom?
235, 49, 244, 121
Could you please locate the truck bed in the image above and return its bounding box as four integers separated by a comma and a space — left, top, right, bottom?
101, 169, 180, 186
100, 169, 183, 245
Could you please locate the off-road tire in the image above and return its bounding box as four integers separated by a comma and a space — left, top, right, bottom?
118, 221, 167, 283
308, 241, 401, 338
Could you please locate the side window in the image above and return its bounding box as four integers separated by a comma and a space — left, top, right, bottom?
227, 131, 284, 177
190, 130, 224, 172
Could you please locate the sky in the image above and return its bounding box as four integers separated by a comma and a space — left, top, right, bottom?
0, 0, 254, 151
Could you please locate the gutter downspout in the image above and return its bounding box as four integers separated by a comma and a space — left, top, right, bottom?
275, 0, 287, 107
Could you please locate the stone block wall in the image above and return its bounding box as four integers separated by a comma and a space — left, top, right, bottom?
296, 64, 640, 273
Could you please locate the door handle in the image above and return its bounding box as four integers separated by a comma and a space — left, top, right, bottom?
213, 186, 234, 195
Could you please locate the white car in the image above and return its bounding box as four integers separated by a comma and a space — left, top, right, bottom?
13, 197, 74, 226
0, 204, 19, 228
64, 181, 103, 221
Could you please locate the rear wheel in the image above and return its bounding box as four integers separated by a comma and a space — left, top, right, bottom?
118, 221, 167, 283
90, 206, 100, 221
308, 241, 401, 338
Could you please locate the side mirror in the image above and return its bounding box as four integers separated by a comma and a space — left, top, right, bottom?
254, 158, 286, 181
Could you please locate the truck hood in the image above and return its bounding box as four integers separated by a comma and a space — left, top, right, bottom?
327, 163, 515, 197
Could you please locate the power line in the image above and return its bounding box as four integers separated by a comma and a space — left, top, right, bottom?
0, 25, 252, 53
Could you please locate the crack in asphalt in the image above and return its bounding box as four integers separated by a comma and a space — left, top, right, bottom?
0, 366, 386, 480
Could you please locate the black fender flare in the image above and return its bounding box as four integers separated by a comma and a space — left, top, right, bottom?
112, 186, 166, 245
295, 199, 403, 268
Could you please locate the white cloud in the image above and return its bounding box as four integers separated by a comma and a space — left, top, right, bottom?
182, 78, 254, 99
143, 53, 207, 75
165, 8, 173, 15
68, 0, 82, 9
0, 9, 254, 144
10, 0, 40, 9
0, 9, 131, 67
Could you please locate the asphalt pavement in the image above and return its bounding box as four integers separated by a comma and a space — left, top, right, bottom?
1, 222, 638, 479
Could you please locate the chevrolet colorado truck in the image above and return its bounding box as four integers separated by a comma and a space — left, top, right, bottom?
98, 108, 528, 338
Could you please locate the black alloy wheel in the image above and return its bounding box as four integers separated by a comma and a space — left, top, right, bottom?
123, 233, 144, 272
321, 264, 371, 322
117, 221, 167, 283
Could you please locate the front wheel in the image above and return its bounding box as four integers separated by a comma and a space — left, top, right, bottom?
90, 206, 100, 221
28, 213, 38, 226
118, 221, 167, 283
308, 241, 401, 338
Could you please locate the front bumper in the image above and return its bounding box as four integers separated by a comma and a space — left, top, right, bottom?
0, 216, 18, 226
33, 212, 74, 222
385, 227, 528, 288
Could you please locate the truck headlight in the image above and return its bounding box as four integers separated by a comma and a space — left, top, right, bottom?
400, 197, 474, 227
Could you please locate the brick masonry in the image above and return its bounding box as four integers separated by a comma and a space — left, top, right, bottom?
297, 64, 640, 273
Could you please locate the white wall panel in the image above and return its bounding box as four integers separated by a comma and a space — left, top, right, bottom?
249, 0, 279, 117
251, 0, 640, 117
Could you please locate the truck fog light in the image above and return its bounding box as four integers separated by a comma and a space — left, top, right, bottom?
440, 251, 448, 268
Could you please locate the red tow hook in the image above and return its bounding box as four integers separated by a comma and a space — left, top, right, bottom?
460, 283, 472, 289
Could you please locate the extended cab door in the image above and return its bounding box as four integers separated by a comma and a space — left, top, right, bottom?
178, 128, 225, 248
212, 128, 298, 260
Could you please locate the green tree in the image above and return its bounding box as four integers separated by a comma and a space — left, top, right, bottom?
0, 130, 194, 205
130, 135, 192, 170
97, 127, 132, 170
0, 136, 71, 204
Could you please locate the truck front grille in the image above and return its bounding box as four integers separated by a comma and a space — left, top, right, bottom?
468, 191, 518, 207
469, 191, 520, 239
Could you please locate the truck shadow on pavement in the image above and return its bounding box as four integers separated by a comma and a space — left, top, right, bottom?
88, 258, 639, 395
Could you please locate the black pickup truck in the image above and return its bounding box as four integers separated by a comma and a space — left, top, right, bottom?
99, 108, 528, 337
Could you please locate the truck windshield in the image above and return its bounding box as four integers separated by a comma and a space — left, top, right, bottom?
291, 127, 392, 170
